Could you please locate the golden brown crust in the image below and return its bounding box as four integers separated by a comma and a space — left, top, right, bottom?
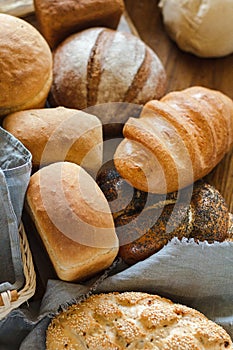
26, 162, 119, 282
3, 107, 103, 174
0, 14, 52, 117
49, 28, 166, 110
114, 86, 233, 194
46, 292, 233, 349
34, 0, 124, 49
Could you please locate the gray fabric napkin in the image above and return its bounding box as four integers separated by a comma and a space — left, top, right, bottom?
0, 127, 32, 293
14, 237, 233, 350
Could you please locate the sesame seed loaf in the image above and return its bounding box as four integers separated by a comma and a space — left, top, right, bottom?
46, 291, 233, 349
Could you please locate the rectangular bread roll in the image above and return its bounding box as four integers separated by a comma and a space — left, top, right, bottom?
26, 161, 119, 282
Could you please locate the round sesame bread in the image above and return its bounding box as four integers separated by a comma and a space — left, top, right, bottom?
46, 291, 232, 349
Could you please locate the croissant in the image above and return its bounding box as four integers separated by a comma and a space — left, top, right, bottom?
114, 86, 233, 194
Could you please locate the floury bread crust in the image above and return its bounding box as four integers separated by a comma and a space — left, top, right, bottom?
49, 27, 166, 110
159, 0, 233, 58
0, 14, 52, 117
3, 107, 103, 175
46, 291, 233, 349
34, 0, 124, 49
114, 86, 233, 194
26, 162, 119, 282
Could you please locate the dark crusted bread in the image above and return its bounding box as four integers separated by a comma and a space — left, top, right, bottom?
96, 162, 229, 265
34, 0, 124, 49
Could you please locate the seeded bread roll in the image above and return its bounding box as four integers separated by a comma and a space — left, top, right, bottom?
34, 0, 124, 49
0, 14, 52, 117
26, 162, 119, 282
97, 162, 229, 265
3, 107, 103, 174
49, 27, 166, 110
46, 291, 233, 349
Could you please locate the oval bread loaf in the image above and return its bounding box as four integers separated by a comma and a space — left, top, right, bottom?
26, 162, 119, 282
159, 0, 233, 57
46, 291, 233, 349
49, 27, 166, 110
3, 107, 103, 175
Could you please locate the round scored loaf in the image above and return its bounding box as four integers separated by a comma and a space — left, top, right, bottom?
49, 27, 166, 110
0, 14, 52, 117
3, 107, 103, 175
34, 0, 125, 49
26, 162, 119, 282
46, 291, 233, 349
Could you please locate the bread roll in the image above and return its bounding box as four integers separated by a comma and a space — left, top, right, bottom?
3, 107, 103, 175
96, 160, 148, 219
97, 162, 229, 265
34, 0, 124, 49
0, 14, 52, 117
49, 27, 166, 110
118, 182, 229, 265
26, 162, 119, 282
114, 86, 233, 194
46, 291, 233, 349
159, 0, 233, 57
190, 182, 229, 243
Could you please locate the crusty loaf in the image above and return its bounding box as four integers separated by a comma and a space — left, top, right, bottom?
46, 291, 233, 349
0, 14, 52, 117
26, 162, 119, 282
114, 86, 233, 194
49, 27, 166, 110
97, 161, 229, 265
118, 182, 229, 265
3, 107, 103, 175
34, 0, 124, 49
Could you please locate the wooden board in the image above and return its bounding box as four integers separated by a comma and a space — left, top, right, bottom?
124, 0, 233, 212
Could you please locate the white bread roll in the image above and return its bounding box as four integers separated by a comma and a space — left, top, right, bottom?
46, 291, 233, 349
159, 0, 233, 57
34, 0, 124, 49
26, 162, 119, 282
3, 107, 103, 175
49, 27, 166, 110
0, 14, 52, 117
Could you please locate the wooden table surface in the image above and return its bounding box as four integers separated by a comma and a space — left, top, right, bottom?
124, 0, 233, 212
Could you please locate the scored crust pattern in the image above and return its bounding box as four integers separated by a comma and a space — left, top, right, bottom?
46, 292, 232, 349
50, 28, 166, 110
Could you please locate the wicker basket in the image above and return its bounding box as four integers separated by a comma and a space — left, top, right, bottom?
0, 222, 36, 320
